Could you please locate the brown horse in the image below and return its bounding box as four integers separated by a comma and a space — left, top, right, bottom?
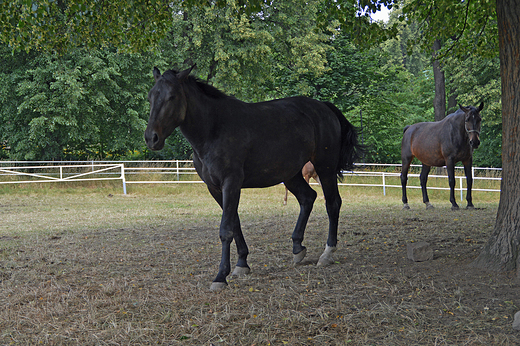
284, 161, 320, 205
401, 103, 483, 210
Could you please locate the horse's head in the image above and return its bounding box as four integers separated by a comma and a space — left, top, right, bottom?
145, 66, 194, 151
459, 102, 483, 149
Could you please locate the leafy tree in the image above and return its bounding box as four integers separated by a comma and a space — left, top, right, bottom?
444, 55, 502, 167
402, 0, 498, 120
0, 46, 40, 159
158, 0, 332, 101
0, 47, 151, 160
0, 0, 172, 54
402, 0, 498, 59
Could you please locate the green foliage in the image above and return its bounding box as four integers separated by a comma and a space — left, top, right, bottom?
317, 0, 399, 47
0, 0, 172, 54
445, 55, 502, 167
0, 0, 502, 167
158, 0, 332, 101
401, 0, 498, 59
0, 47, 152, 160
0, 0, 399, 56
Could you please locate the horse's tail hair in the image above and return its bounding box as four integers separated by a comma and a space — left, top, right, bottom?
324, 102, 365, 180
403, 125, 411, 134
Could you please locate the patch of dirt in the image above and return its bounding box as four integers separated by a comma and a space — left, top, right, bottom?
0, 203, 518, 345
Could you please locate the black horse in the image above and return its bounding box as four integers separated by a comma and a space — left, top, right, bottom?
145, 66, 363, 291
400, 103, 483, 210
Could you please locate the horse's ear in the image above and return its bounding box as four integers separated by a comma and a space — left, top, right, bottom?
153, 67, 161, 82
478, 102, 484, 112
458, 104, 469, 112
177, 65, 196, 81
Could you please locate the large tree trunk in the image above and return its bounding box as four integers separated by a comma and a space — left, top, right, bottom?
432, 39, 446, 121
472, 0, 520, 277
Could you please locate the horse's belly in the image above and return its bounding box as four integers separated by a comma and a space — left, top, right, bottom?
241, 162, 306, 188
411, 150, 445, 167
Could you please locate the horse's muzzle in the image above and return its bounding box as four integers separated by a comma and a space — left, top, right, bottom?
144, 129, 164, 151
469, 138, 480, 149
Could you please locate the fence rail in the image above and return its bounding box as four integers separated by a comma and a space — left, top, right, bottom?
0, 161, 502, 199
0, 163, 127, 194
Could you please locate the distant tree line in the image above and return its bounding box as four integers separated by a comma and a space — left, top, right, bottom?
0, 1, 501, 166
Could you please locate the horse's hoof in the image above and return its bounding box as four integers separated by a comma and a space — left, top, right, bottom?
466, 205, 475, 210
402, 203, 411, 210
425, 202, 434, 210
210, 282, 227, 292
293, 248, 307, 264
451, 205, 460, 211
231, 266, 251, 276
317, 245, 336, 267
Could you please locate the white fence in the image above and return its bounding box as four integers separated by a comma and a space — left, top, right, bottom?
0, 160, 502, 199
0, 163, 127, 194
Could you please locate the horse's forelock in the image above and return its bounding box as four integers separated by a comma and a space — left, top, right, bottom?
468, 106, 482, 120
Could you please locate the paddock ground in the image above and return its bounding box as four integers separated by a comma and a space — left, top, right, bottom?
0, 184, 518, 345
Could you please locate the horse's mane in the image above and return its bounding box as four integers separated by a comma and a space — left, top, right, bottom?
163, 69, 230, 100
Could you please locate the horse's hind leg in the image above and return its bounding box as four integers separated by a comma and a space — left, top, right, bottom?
284, 174, 317, 264
420, 164, 434, 209
401, 155, 412, 210
463, 160, 475, 209
316, 172, 342, 266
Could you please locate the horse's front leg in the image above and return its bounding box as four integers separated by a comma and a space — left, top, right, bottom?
420, 164, 434, 209
446, 161, 459, 210
463, 160, 474, 209
208, 183, 247, 291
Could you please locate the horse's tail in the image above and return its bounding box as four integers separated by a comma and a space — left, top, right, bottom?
324, 102, 364, 180
403, 125, 411, 134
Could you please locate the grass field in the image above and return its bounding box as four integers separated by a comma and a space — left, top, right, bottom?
1, 182, 518, 345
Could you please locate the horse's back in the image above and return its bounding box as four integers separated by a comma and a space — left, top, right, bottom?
203, 96, 344, 188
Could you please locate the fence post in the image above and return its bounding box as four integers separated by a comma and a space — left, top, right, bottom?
460, 177, 463, 201
121, 164, 127, 195
176, 160, 180, 181
383, 172, 386, 196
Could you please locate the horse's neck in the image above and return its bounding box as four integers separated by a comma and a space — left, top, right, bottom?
179, 92, 220, 153
446, 111, 471, 149
446, 111, 465, 132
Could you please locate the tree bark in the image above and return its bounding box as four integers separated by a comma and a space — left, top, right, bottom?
432, 39, 446, 121
447, 87, 458, 114
472, 0, 520, 277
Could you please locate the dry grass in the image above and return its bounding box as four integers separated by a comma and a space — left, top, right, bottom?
1, 184, 518, 345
